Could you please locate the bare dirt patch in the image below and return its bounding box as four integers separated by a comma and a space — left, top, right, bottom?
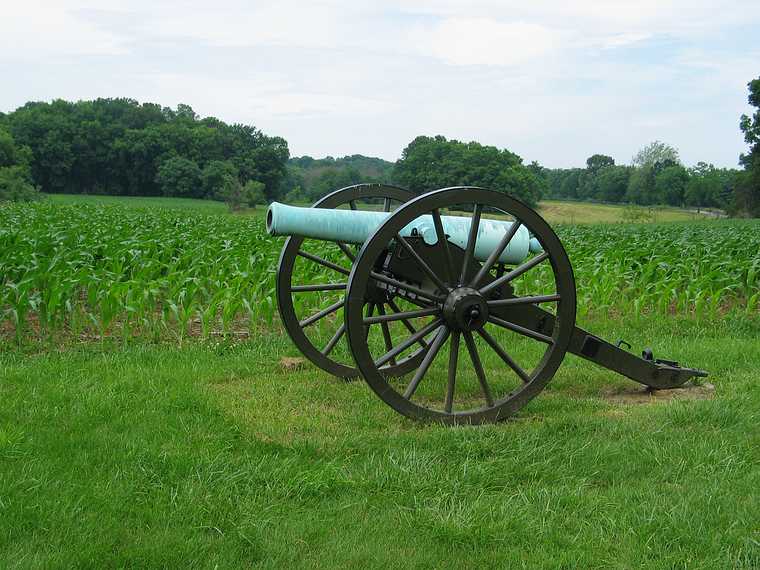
602, 382, 715, 405
279, 356, 307, 371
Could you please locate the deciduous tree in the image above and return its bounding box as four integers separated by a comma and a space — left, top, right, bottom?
155, 156, 202, 198
736, 77, 760, 215
393, 135, 542, 206
632, 141, 680, 168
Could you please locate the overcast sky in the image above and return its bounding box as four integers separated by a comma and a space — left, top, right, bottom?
2, 1, 758, 168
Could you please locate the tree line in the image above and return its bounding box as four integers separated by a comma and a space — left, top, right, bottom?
1, 75, 759, 215
282, 155, 394, 203
281, 76, 760, 215
533, 143, 738, 210
531, 75, 760, 216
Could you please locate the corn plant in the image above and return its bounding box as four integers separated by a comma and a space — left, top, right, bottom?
1, 202, 758, 343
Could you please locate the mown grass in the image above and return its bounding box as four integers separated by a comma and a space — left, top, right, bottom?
538, 200, 707, 224
1, 315, 759, 568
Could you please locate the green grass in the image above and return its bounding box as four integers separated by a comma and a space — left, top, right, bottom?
538, 200, 706, 224
1, 196, 759, 567
44, 193, 706, 224
1, 315, 758, 568
44, 193, 235, 215
2, 201, 758, 345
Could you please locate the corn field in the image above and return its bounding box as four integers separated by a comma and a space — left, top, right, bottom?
1, 202, 758, 342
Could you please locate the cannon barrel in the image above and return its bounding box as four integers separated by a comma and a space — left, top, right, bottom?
266, 202, 542, 265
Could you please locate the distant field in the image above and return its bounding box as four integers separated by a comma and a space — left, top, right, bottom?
46, 194, 231, 215
538, 200, 705, 224
44, 194, 711, 224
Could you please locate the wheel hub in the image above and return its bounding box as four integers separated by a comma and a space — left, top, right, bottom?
443, 287, 489, 331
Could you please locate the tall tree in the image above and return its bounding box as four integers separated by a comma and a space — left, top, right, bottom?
0, 127, 39, 201
201, 160, 239, 200
586, 154, 615, 174
393, 135, 542, 206
737, 77, 760, 215
654, 165, 689, 206
155, 156, 202, 198
632, 141, 681, 168
626, 165, 656, 204
595, 165, 631, 203
4, 99, 289, 200
685, 162, 736, 209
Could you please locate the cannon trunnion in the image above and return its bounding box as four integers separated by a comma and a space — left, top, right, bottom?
269, 184, 707, 424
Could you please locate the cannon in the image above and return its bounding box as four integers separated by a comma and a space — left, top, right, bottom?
269, 184, 707, 424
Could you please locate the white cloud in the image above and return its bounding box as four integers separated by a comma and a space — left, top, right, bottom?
593, 32, 653, 49
137, 2, 340, 49
1, 0, 758, 168
410, 18, 557, 66
0, 0, 127, 58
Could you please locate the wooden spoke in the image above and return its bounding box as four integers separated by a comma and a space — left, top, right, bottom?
375, 319, 442, 368
297, 250, 350, 276
477, 328, 531, 383
364, 306, 439, 325
487, 315, 554, 344
336, 242, 355, 263
387, 299, 429, 350
369, 271, 444, 303
322, 323, 345, 356
487, 293, 561, 307
480, 252, 550, 296
403, 326, 450, 399
377, 305, 397, 366
277, 184, 419, 380
460, 204, 483, 285
291, 282, 346, 292
469, 221, 522, 289
445, 331, 460, 413
432, 209, 455, 286
463, 331, 494, 407
364, 302, 375, 340
299, 299, 344, 328
336, 186, 577, 423
393, 295, 435, 310
395, 234, 449, 293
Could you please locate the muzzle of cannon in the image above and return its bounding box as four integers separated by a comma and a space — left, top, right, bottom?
271, 183, 707, 424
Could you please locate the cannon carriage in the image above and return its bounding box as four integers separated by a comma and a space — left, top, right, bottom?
269, 184, 706, 424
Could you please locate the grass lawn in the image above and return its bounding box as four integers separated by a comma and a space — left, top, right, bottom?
537, 200, 705, 224
1, 315, 758, 568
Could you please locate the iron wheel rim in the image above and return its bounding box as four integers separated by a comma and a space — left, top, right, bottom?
345, 187, 576, 423
277, 183, 426, 379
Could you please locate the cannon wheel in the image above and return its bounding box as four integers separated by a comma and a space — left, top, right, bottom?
277, 183, 426, 379
344, 187, 577, 423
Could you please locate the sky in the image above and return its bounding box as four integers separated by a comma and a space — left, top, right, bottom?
1, 0, 759, 168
